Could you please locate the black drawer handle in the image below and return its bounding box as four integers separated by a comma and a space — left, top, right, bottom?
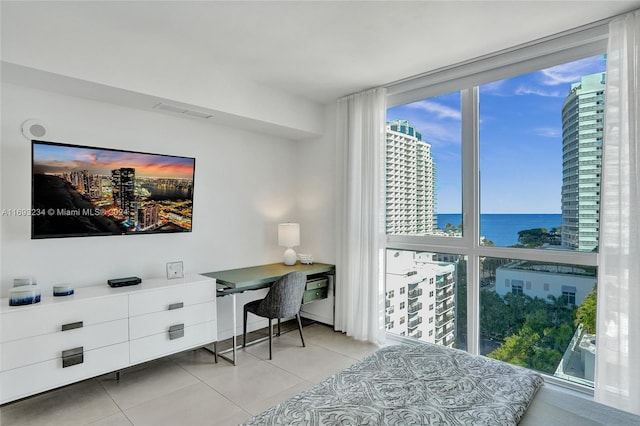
61, 321, 83, 332
168, 302, 184, 310
169, 324, 185, 340
62, 346, 84, 368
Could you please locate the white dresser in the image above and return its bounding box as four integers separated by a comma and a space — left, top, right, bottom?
0, 275, 216, 404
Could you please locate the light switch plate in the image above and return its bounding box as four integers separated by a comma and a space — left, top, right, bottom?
166, 261, 184, 279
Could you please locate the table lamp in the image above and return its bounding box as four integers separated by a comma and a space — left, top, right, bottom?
278, 223, 300, 266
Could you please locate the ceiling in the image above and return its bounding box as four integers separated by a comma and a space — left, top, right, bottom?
3, 1, 640, 105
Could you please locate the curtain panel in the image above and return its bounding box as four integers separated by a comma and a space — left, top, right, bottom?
595, 10, 640, 415
335, 87, 386, 344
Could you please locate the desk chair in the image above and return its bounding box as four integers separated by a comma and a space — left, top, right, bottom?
242, 271, 307, 360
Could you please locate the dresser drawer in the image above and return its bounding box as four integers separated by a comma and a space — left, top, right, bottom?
1, 319, 128, 371
128, 281, 215, 317
129, 301, 216, 340
1, 295, 128, 343
129, 321, 216, 364
0, 342, 129, 404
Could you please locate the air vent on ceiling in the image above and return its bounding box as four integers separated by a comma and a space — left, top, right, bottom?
153, 103, 212, 119
183, 109, 213, 119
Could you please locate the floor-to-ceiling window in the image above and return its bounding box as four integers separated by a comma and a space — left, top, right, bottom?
383, 31, 607, 390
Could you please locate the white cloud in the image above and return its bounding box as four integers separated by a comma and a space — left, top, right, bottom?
480, 80, 506, 95
539, 55, 605, 86
412, 120, 461, 148
406, 100, 461, 120
514, 86, 562, 97
533, 127, 561, 138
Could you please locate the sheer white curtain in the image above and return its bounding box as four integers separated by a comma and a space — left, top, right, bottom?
335, 87, 386, 343
595, 10, 640, 415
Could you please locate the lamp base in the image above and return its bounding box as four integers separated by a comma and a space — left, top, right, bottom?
283, 248, 297, 266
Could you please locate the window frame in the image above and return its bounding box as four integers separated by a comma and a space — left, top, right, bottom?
383, 25, 606, 369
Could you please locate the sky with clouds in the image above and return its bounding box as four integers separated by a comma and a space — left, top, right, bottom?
387, 54, 606, 214
33, 143, 195, 179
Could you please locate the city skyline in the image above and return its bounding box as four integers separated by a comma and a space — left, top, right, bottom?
386, 54, 607, 214
32, 141, 194, 237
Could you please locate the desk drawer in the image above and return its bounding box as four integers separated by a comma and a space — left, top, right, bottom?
305, 278, 328, 291
129, 281, 214, 317
303, 286, 328, 304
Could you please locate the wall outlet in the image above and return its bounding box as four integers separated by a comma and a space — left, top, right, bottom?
166, 261, 184, 279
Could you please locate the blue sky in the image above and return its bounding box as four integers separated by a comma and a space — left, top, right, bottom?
387, 54, 606, 214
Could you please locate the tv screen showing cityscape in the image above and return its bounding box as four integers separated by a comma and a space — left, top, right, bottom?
31, 140, 195, 239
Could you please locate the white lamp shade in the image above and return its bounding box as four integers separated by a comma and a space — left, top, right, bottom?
278, 223, 300, 247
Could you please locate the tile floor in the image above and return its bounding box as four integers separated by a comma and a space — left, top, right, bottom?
0, 324, 380, 426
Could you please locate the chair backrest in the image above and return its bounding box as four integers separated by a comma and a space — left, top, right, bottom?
256, 271, 307, 319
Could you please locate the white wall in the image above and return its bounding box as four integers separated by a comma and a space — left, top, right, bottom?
0, 82, 305, 297
296, 103, 338, 264
496, 266, 596, 306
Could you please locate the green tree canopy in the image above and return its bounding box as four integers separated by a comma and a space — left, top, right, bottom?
575, 284, 597, 333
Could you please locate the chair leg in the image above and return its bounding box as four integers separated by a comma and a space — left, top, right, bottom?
268, 318, 273, 360
277, 318, 281, 336
296, 313, 306, 347
243, 307, 248, 347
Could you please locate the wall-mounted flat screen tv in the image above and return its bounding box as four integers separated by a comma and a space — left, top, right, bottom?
32, 140, 195, 239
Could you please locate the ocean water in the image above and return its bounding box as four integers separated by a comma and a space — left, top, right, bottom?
437, 213, 563, 247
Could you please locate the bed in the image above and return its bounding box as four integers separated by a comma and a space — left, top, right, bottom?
242, 343, 543, 425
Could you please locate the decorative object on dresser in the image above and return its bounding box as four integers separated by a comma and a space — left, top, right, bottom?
13, 276, 37, 287
8, 286, 41, 306
53, 284, 74, 297
0, 275, 217, 404
9, 276, 41, 306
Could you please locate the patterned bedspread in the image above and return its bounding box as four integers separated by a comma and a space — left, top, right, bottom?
243, 343, 544, 425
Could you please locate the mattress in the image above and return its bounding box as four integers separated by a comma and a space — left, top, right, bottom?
243, 343, 544, 425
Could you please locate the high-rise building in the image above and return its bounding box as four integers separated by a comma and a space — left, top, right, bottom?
386, 250, 456, 347
66, 170, 102, 199
138, 203, 160, 230
386, 120, 436, 235
561, 72, 605, 252
384, 121, 455, 346
111, 168, 137, 223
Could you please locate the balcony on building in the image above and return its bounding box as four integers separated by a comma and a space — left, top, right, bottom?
408, 301, 423, 314
436, 300, 455, 315
436, 287, 454, 300
408, 287, 423, 299
409, 329, 423, 339
435, 323, 455, 341
436, 312, 454, 327
407, 316, 423, 330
